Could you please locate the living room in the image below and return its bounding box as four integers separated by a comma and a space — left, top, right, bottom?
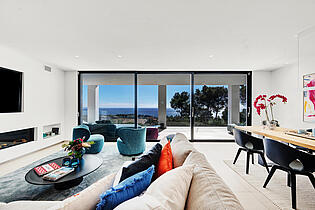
1, 1, 315, 210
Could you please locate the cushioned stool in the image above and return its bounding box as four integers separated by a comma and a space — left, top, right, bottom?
86, 134, 104, 154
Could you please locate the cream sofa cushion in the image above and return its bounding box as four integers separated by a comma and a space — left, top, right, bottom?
114, 165, 194, 210
159, 136, 168, 147
171, 133, 195, 167
184, 151, 244, 210
114, 195, 164, 210
184, 150, 213, 169
0, 201, 62, 210
49, 173, 116, 210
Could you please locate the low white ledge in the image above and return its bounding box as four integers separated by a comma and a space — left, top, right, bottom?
0, 137, 65, 165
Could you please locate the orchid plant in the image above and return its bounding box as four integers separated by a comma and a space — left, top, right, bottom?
253, 94, 287, 126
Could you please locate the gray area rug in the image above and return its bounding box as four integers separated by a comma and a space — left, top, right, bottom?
0, 142, 155, 202
224, 160, 315, 210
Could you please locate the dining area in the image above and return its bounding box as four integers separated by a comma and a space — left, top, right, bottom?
232, 125, 315, 209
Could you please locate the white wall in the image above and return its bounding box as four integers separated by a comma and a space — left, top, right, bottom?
262, 28, 315, 129
251, 70, 272, 125
269, 64, 301, 128
0, 45, 65, 140
64, 71, 78, 139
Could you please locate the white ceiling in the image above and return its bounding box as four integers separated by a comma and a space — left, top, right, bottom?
0, 0, 315, 71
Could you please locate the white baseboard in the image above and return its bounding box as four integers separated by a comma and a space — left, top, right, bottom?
0, 137, 65, 165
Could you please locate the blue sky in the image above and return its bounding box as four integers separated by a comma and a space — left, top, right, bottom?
82, 85, 226, 108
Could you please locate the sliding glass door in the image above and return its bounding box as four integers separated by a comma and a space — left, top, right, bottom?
80, 73, 135, 125
137, 74, 191, 140
192, 73, 248, 140
79, 71, 251, 142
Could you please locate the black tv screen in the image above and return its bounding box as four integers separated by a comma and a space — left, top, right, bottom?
0, 67, 23, 113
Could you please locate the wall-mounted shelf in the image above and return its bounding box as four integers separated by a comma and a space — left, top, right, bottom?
43, 123, 61, 140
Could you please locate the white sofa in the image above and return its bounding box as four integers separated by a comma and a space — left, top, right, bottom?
0, 133, 243, 210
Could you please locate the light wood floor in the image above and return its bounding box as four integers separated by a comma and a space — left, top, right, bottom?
0, 142, 279, 209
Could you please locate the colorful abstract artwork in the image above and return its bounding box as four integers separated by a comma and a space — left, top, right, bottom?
304, 90, 315, 121
304, 73, 315, 121
303, 74, 315, 87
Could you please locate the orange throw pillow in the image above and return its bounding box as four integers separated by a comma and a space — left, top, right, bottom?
157, 141, 173, 177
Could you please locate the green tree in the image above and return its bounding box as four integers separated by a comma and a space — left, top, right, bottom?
170, 91, 190, 117
240, 85, 247, 124
169, 86, 228, 124
240, 85, 246, 106
240, 108, 246, 125
222, 107, 228, 123
195, 85, 228, 120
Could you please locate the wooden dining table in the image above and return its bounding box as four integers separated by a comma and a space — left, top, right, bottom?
234, 126, 315, 150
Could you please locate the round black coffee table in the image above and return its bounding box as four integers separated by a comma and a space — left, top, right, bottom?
25, 154, 102, 190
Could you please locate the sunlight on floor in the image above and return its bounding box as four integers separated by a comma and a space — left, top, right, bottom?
159, 126, 234, 140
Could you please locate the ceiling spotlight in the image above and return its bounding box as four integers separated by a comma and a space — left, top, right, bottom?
208, 55, 214, 59
117, 55, 123, 59
74, 55, 80, 58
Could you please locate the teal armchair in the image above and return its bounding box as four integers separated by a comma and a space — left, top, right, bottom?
117, 127, 146, 156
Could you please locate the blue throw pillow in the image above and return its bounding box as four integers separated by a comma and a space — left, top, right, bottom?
96, 165, 155, 210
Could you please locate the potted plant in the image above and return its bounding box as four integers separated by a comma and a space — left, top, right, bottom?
253, 94, 287, 129
62, 137, 94, 166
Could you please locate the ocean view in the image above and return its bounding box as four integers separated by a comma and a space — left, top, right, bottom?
82, 108, 178, 117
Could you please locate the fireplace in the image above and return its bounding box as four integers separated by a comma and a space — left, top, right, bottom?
0, 128, 35, 150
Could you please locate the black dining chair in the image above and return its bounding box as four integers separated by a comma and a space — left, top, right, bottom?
263, 138, 315, 209
233, 129, 270, 174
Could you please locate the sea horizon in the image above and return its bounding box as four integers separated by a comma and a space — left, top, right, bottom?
82, 107, 178, 117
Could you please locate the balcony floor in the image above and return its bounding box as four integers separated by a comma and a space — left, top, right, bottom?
159, 126, 234, 140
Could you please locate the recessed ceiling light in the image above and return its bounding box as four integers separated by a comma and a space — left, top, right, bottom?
208, 55, 214, 59
74, 55, 80, 58
117, 55, 123, 59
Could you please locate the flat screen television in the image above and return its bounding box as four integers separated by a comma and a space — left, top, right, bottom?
0, 67, 23, 113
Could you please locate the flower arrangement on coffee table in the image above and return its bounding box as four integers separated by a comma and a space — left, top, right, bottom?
62, 137, 94, 160
254, 94, 287, 127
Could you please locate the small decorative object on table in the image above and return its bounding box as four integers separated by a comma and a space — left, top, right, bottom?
62, 137, 94, 167
254, 94, 287, 129
43, 167, 75, 181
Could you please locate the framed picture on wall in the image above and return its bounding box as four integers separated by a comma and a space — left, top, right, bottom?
303, 73, 315, 88
303, 90, 315, 121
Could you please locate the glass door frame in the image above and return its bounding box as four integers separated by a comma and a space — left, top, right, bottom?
78, 71, 252, 142
190, 71, 252, 142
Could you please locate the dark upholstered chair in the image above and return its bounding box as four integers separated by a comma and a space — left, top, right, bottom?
146, 127, 159, 140
263, 138, 315, 209
233, 129, 269, 174
85, 122, 117, 141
